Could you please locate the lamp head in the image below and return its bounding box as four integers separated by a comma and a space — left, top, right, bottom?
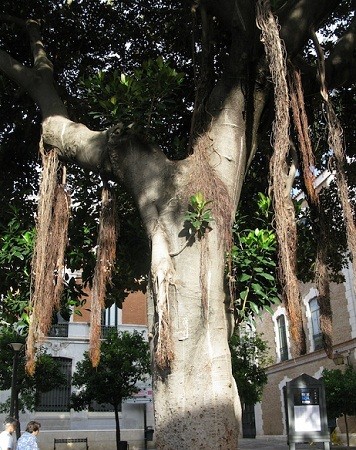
8, 343, 24, 352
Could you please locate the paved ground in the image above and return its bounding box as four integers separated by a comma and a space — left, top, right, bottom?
150, 438, 354, 450
238, 437, 353, 449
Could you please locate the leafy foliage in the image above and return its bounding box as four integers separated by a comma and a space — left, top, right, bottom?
0, 330, 66, 413
71, 329, 150, 447
323, 366, 356, 419
323, 365, 356, 446
229, 193, 279, 323
230, 331, 270, 405
0, 206, 89, 331
0, 207, 34, 333
80, 57, 187, 156
183, 192, 214, 238
71, 329, 150, 410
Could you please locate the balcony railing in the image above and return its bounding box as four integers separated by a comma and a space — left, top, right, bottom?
101, 325, 117, 339
48, 323, 69, 338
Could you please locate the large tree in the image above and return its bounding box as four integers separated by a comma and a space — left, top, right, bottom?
0, 1, 355, 448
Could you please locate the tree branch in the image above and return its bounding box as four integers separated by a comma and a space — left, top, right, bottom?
325, 15, 356, 88
0, 17, 67, 119
0, 49, 34, 90
26, 19, 54, 76
278, 0, 340, 57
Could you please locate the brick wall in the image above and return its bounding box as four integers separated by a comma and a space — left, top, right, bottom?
122, 291, 147, 325
255, 277, 356, 437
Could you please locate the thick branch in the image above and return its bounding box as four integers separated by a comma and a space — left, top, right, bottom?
26, 19, 54, 76
278, 0, 340, 56
0, 49, 34, 91
325, 15, 356, 87
0, 18, 68, 119
42, 116, 110, 171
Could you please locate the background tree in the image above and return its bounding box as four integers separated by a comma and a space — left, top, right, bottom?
0, 330, 66, 421
230, 332, 270, 407
230, 331, 270, 437
70, 329, 151, 450
0, 0, 355, 448
323, 366, 356, 447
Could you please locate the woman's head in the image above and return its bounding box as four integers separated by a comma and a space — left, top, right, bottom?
25, 421, 41, 434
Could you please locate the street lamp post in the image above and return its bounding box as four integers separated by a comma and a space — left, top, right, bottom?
9, 342, 24, 439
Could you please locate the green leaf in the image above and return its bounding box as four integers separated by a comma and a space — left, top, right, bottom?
258, 272, 275, 281
263, 305, 274, 315
240, 290, 248, 301
251, 283, 264, 296
249, 302, 259, 315
238, 273, 252, 282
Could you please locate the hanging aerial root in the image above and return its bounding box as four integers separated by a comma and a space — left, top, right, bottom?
185, 135, 234, 252
312, 30, 356, 297
315, 235, 333, 358
256, 0, 305, 355
149, 221, 175, 371
89, 281, 103, 368
27, 143, 71, 374
154, 268, 175, 371
288, 65, 333, 357
89, 183, 118, 367
288, 66, 318, 204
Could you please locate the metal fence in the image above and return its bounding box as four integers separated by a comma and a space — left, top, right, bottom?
48, 323, 69, 338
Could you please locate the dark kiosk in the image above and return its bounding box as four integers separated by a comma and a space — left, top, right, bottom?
284, 374, 330, 450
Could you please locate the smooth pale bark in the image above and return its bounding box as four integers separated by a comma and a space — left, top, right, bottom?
150, 226, 241, 449
144, 81, 250, 448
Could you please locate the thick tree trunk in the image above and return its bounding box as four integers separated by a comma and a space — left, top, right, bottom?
151, 234, 241, 449
146, 82, 249, 448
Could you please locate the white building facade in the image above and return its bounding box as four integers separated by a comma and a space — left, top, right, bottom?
1, 294, 155, 450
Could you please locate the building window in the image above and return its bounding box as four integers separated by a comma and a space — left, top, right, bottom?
310, 297, 323, 350
103, 304, 121, 327
37, 357, 72, 412
277, 315, 289, 361
101, 304, 122, 338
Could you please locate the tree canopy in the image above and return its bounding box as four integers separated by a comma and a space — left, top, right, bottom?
0, 1, 355, 448
0, 330, 66, 414
230, 331, 270, 406
323, 366, 356, 447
